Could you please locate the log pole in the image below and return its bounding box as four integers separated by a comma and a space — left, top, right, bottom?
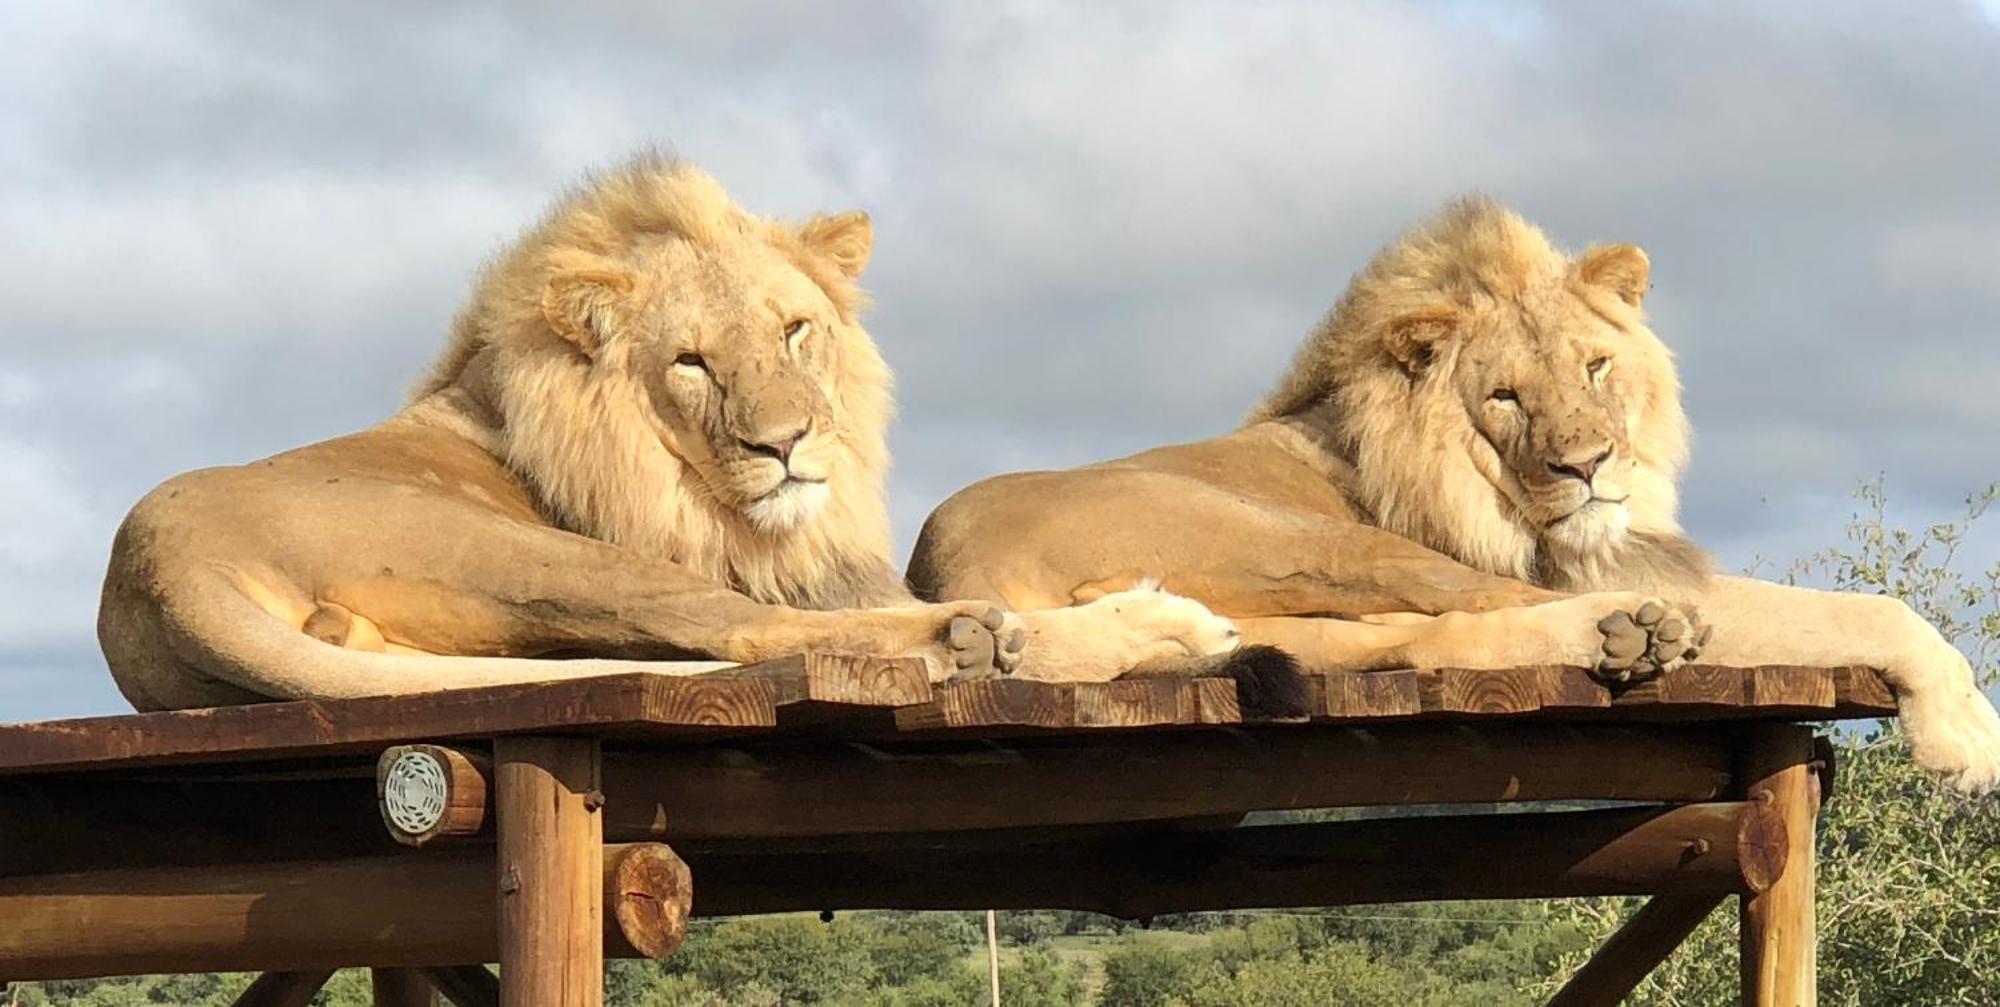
232, 970, 333, 1007
1544, 891, 1727, 1007
494, 736, 603, 1007
1739, 725, 1819, 1007
420, 966, 499, 1007
378, 745, 489, 847
0, 844, 684, 981
370, 967, 436, 1007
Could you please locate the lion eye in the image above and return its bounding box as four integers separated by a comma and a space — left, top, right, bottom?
673, 352, 707, 371
784, 319, 811, 343
1490, 387, 1519, 404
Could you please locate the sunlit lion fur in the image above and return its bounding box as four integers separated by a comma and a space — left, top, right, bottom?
100, 154, 1259, 713
913, 194, 2000, 793
1254, 196, 1712, 597
413, 157, 898, 608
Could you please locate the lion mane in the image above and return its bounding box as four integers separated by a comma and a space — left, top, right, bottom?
1251, 196, 1711, 598
410, 155, 900, 609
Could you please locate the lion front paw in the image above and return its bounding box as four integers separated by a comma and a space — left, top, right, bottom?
945, 605, 1026, 680
1593, 600, 1710, 685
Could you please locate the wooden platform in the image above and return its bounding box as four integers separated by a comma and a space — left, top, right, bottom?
0, 657, 1880, 1006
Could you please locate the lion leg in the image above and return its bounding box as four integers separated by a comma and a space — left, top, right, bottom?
1236, 592, 1706, 682
1692, 576, 2000, 794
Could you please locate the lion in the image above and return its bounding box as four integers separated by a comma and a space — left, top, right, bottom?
97, 154, 1261, 712
910, 196, 2000, 794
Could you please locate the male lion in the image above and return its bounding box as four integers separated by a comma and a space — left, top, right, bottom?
98, 155, 1251, 711
911, 196, 2000, 793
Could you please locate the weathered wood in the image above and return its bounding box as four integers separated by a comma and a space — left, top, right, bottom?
378, 745, 489, 847
0, 665, 1894, 777
495, 735, 603, 1007
0, 844, 685, 980
1739, 726, 1819, 1007
894, 678, 1075, 731
1073, 677, 1240, 727
371, 968, 437, 1007
610, 842, 693, 960
0, 773, 397, 875
602, 725, 1737, 840
1545, 891, 1728, 1007
421, 967, 499, 1007
0, 674, 774, 775
686, 802, 1780, 919
1314, 668, 1423, 718
233, 971, 333, 1007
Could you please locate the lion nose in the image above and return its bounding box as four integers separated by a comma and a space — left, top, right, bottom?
741, 423, 809, 465
1549, 446, 1613, 484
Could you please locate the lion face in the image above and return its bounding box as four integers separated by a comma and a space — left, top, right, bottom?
1450, 283, 1645, 554
531, 204, 883, 537
615, 235, 853, 532
1255, 197, 1693, 587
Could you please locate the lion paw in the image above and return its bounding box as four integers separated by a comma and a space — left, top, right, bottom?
1593, 600, 1710, 685
945, 605, 1026, 680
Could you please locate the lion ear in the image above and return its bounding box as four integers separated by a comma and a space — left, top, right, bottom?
799, 211, 873, 279
542, 269, 635, 354
1577, 243, 1650, 308
1384, 306, 1459, 376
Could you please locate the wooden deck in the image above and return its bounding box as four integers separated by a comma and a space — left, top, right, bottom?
0, 656, 1878, 1006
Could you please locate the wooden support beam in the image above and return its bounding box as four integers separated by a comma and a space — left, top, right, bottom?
0, 725, 1739, 878
371, 967, 436, 1007
232, 970, 333, 1007
684, 802, 1783, 920
379, 745, 490, 847
600, 725, 1737, 841
1544, 891, 1728, 1007
421, 966, 499, 1007
0, 844, 683, 981
1739, 726, 1819, 1007
494, 736, 603, 1007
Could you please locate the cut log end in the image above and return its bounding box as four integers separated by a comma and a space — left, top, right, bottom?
611, 844, 693, 959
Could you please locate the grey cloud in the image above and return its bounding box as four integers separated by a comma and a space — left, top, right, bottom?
3, 0, 1998, 721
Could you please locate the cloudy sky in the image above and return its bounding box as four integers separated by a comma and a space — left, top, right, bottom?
3, 1, 1999, 720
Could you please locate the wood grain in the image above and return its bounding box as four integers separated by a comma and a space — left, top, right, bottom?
495, 736, 603, 1007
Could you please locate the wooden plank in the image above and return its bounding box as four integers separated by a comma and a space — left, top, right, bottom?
0, 844, 687, 981
0, 673, 776, 775
1739, 725, 1820, 1007
893, 678, 1076, 731
1545, 891, 1729, 1007
1743, 667, 1837, 712
1315, 670, 1423, 719
1073, 678, 1241, 728
685, 803, 1778, 919
1830, 665, 1895, 714
234, 971, 334, 1007
495, 736, 603, 1007
1418, 668, 1547, 715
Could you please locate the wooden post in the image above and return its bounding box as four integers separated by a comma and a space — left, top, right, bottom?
985, 909, 1002, 1006
494, 736, 603, 1007
232, 970, 333, 1007
1739, 726, 1819, 1007
371, 967, 437, 1006
1544, 892, 1727, 1007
